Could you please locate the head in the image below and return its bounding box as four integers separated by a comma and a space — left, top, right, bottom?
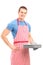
18, 6, 27, 21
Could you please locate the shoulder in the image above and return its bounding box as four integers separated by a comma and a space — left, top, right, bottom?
7, 19, 17, 27
26, 22, 31, 26
25, 21, 31, 28
25, 21, 31, 32
8, 19, 17, 25
6, 19, 17, 31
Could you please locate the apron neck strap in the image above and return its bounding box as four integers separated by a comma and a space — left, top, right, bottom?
17, 19, 27, 25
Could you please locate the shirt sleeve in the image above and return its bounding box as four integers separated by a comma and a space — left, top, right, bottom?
6, 22, 14, 31
28, 23, 31, 32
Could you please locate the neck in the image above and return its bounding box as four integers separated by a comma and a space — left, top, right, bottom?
17, 18, 24, 22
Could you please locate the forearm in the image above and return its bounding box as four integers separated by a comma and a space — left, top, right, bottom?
28, 33, 34, 43
1, 35, 15, 50
28, 36, 34, 43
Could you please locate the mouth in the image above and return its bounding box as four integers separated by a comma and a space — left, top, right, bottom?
21, 15, 24, 17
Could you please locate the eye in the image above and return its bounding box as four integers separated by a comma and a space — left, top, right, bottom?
21, 12, 23, 13
24, 12, 27, 14
21, 12, 27, 14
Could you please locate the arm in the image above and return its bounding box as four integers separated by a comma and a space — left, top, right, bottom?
1, 29, 16, 50
28, 32, 34, 44
28, 33, 38, 50
28, 32, 37, 44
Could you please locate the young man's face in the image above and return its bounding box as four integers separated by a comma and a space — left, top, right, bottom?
18, 8, 27, 20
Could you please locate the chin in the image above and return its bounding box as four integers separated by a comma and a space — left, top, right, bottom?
20, 17, 25, 20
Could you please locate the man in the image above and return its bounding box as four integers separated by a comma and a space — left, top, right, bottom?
1, 6, 35, 65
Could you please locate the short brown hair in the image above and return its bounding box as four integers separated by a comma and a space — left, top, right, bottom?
18, 6, 27, 12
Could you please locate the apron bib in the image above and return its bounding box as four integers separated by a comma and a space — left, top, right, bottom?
11, 20, 30, 65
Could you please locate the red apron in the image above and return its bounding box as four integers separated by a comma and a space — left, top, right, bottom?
11, 20, 30, 65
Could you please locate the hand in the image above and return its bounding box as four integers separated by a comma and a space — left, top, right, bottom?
33, 48, 38, 50
32, 41, 38, 50
31, 41, 38, 50
31, 41, 37, 45
11, 45, 19, 50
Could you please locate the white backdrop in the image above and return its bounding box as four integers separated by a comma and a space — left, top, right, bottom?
0, 0, 43, 65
